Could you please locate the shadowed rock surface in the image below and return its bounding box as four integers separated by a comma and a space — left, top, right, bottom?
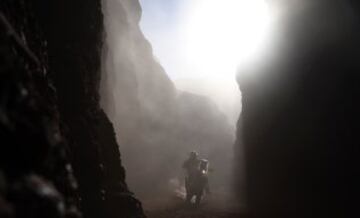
236, 1, 360, 218
1, 0, 145, 217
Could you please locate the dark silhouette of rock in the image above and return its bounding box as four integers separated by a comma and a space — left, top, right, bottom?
1, 0, 145, 218
236, 1, 360, 217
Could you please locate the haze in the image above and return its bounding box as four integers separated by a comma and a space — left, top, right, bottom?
139, 0, 273, 126
101, 0, 275, 210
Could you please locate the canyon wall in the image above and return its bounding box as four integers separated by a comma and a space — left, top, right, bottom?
1, 0, 144, 217
101, 0, 235, 198
237, 1, 360, 217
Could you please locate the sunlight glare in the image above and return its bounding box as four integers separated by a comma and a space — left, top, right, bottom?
182, 0, 272, 79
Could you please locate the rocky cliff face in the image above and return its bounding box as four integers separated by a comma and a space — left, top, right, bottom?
236, 1, 360, 218
1, 0, 144, 218
101, 0, 235, 198
1, 3, 78, 218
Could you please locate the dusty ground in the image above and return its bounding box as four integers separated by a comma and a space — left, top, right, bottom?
142, 191, 245, 218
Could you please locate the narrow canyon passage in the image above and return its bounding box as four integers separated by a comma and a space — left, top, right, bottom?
1, 1, 359, 218
100, 0, 251, 216
101, 1, 360, 217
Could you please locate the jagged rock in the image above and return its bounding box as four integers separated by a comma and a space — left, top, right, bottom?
0, 2, 79, 217
1, 0, 145, 218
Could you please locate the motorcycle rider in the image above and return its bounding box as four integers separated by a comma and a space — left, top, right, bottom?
182, 151, 210, 204
182, 151, 201, 202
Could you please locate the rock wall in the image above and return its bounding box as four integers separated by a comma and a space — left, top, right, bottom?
236, 1, 360, 217
0, 3, 78, 217
1, 0, 144, 218
101, 0, 235, 197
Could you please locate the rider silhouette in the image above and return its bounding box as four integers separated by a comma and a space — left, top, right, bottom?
182, 151, 210, 205
183, 151, 200, 203
183, 151, 200, 178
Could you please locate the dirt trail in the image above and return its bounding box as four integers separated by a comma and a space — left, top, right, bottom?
143, 192, 245, 218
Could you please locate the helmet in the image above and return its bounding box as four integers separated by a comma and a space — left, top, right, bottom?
189, 151, 198, 159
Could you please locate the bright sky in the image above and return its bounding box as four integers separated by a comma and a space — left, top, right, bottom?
139, 0, 273, 126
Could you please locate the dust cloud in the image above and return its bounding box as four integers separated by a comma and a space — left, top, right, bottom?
100, 0, 240, 205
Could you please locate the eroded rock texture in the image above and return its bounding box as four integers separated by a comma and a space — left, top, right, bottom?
0, 2, 79, 218
237, 1, 360, 218
1, 0, 144, 218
